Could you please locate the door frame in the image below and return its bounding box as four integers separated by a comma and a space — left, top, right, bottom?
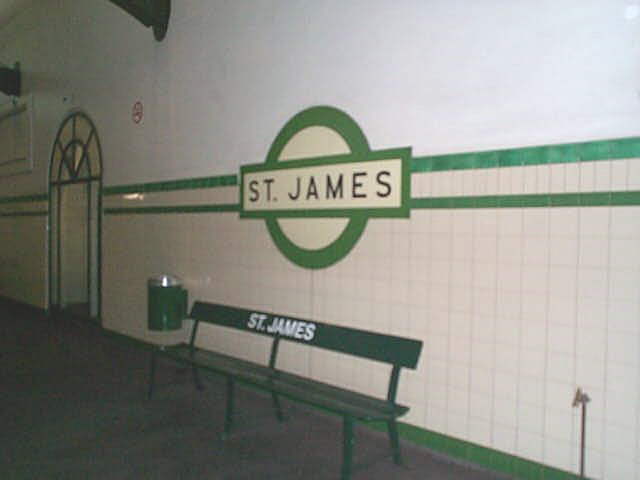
48, 110, 103, 321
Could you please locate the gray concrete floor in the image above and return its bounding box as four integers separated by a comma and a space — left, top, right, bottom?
0, 303, 510, 479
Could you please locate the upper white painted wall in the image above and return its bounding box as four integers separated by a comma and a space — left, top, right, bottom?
0, 0, 639, 192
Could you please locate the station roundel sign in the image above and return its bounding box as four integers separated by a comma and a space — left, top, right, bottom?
240, 106, 411, 269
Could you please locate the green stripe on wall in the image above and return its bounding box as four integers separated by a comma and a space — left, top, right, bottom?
0, 210, 48, 217
103, 191, 640, 215
92, 135, 640, 213
0, 193, 48, 204
411, 191, 640, 209
103, 174, 238, 196
99, 136, 640, 198
104, 204, 240, 215
411, 136, 640, 173
0, 143, 631, 205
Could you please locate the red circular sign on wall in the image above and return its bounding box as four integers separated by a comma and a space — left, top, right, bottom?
132, 101, 143, 124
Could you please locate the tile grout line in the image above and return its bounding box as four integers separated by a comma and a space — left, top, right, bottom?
541, 194, 552, 474
599, 158, 613, 479
465, 173, 477, 456
515, 165, 526, 467
629, 157, 640, 480
636, 291, 640, 480
444, 207, 453, 437
423, 205, 434, 433
572, 162, 582, 474
489, 171, 501, 454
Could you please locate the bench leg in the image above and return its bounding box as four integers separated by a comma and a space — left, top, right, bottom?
147, 349, 157, 399
271, 393, 284, 422
223, 376, 234, 436
341, 416, 355, 480
387, 419, 402, 465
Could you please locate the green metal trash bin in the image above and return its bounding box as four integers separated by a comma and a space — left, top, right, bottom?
147, 275, 187, 331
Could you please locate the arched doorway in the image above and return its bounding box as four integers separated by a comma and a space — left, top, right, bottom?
48, 111, 103, 321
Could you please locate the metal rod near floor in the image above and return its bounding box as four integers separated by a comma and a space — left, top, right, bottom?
572, 387, 591, 478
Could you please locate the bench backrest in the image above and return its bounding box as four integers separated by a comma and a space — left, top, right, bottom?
190, 302, 422, 369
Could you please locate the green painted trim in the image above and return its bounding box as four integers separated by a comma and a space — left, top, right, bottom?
101, 190, 640, 216
0, 210, 48, 217
103, 174, 238, 196
241, 208, 408, 219
0, 193, 48, 204
411, 191, 640, 209
267, 107, 370, 270
367, 422, 586, 480
97, 177, 103, 320
104, 203, 239, 215
47, 110, 105, 321
97, 135, 640, 221
411, 136, 640, 173
262, 106, 373, 269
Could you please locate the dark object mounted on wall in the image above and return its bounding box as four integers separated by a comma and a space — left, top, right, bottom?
107, 0, 170, 41
0, 62, 21, 97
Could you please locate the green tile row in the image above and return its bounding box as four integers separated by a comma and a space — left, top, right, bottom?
412, 136, 640, 173
6, 136, 640, 215
370, 421, 585, 480
0, 210, 48, 217
411, 191, 640, 209
103, 190, 640, 215
103, 204, 240, 215
0, 193, 48, 204
98, 136, 640, 197
5, 192, 640, 217
102, 174, 238, 196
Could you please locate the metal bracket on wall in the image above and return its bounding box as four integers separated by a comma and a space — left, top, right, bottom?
572, 387, 591, 478
0, 62, 21, 97
107, 0, 171, 41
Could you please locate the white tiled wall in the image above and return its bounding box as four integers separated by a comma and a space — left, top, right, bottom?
103, 158, 640, 480
0, 213, 47, 308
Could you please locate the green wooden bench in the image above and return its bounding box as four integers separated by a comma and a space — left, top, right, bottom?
148, 301, 423, 480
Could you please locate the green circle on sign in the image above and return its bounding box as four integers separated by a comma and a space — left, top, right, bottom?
264, 106, 370, 269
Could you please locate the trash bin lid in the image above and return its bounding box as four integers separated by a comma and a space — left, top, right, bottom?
148, 274, 182, 287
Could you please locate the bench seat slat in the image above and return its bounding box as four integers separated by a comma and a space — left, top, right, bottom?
271, 372, 408, 421
271, 370, 408, 419
160, 344, 407, 422
161, 344, 275, 386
